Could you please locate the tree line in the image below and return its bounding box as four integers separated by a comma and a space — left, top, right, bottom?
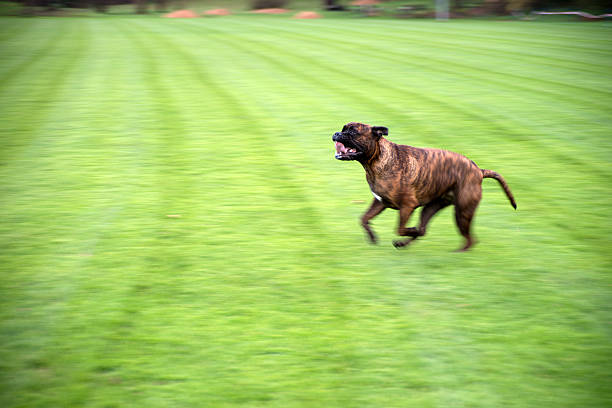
17, 0, 612, 15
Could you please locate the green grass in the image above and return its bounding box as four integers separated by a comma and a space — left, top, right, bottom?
0, 14, 611, 408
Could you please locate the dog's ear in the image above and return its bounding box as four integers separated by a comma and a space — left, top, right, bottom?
372, 126, 388, 139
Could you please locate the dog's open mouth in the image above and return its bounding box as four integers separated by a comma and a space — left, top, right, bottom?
334, 141, 360, 160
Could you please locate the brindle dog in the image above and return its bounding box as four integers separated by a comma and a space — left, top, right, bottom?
332, 122, 516, 251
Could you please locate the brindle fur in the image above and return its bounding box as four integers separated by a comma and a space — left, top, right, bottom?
333, 122, 516, 251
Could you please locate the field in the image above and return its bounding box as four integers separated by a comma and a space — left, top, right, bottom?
0, 13, 611, 408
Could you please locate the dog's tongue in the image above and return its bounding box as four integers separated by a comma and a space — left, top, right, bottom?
335, 141, 348, 155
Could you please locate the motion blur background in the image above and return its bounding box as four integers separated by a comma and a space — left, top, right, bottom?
0, 0, 610, 407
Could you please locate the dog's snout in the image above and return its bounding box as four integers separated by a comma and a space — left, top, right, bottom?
332, 132, 342, 141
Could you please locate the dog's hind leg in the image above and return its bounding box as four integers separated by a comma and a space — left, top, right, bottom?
393, 204, 419, 248
418, 198, 452, 237
394, 199, 451, 248
454, 185, 482, 252
361, 199, 386, 244
455, 207, 477, 251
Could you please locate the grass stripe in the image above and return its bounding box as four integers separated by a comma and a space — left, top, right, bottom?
0, 20, 73, 87
234, 19, 612, 101
0, 17, 33, 42
0, 20, 89, 164
343, 18, 612, 54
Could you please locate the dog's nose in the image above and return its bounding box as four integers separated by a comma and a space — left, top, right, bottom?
332, 132, 342, 141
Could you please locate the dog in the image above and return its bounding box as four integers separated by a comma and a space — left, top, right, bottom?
332, 122, 516, 251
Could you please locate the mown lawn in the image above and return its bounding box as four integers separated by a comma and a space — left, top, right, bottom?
0, 14, 610, 408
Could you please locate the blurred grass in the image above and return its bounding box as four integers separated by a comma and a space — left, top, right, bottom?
0, 14, 611, 408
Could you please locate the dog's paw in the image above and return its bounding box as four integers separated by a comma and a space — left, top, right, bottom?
393, 240, 408, 249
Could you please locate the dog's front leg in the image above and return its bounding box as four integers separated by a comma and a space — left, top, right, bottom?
361, 199, 386, 244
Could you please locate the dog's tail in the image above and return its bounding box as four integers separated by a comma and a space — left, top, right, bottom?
482, 169, 517, 209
